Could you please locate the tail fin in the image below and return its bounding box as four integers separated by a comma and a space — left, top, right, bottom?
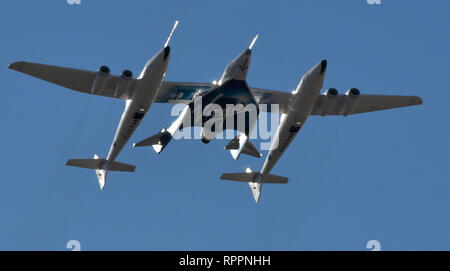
220, 167, 288, 203
66, 154, 135, 190
225, 134, 262, 160
133, 128, 173, 154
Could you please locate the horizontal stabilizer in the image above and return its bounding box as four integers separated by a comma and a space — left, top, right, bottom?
224, 137, 240, 150
66, 154, 135, 190
241, 140, 262, 158
220, 167, 288, 203
66, 158, 103, 170
220, 172, 258, 183
226, 134, 261, 160
66, 158, 135, 172
220, 171, 288, 184
263, 174, 289, 184
133, 128, 173, 154
133, 130, 168, 147
108, 161, 136, 172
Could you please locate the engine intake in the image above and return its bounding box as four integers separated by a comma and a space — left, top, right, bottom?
99, 65, 110, 74
319, 88, 339, 116
346, 88, 360, 97
121, 69, 133, 79
342, 88, 361, 116
91, 65, 111, 94
325, 88, 338, 96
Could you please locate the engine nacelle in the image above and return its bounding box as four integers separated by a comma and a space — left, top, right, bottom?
319, 88, 339, 116
121, 69, 133, 79
91, 65, 110, 94
109, 69, 134, 98
342, 88, 360, 116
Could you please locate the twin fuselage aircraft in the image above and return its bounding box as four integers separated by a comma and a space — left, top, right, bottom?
8, 22, 423, 202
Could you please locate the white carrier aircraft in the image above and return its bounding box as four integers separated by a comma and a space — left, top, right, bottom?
9, 31, 422, 196
221, 59, 423, 202
8, 21, 180, 190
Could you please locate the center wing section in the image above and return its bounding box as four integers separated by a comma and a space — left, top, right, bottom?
156, 81, 292, 113
8, 61, 137, 100
157, 80, 260, 134
155, 82, 423, 116
155, 81, 213, 104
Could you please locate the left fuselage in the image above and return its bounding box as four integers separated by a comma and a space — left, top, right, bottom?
105, 47, 171, 165
259, 60, 327, 180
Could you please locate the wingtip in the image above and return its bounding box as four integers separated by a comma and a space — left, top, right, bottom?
8, 61, 22, 70
415, 96, 423, 105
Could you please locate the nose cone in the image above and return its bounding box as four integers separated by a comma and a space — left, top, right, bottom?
164, 46, 170, 60
219, 49, 252, 83
139, 46, 171, 79
309, 59, 327, 76
235, 49, 251, 63
320, 59, 327, 74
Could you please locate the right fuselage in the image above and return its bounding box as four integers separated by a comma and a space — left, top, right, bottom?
260, 60, 327, 180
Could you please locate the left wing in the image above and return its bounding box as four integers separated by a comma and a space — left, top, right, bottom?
8, 61, 137, 99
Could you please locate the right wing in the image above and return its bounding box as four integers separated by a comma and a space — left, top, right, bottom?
8, 61, 137, 99
250, 89, 423, 115
311, 94, 423, 116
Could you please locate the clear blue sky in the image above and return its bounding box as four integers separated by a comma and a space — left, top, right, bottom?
0, 0, 448, 250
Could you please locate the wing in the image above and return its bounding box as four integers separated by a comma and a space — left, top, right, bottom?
249, 89, 423, 115
153, 82, 423, 116
311, 94, 423, 116
156, 82, 293, 113
250, 87, 292, 114
8, 61, 136, 99
155, 81, 213, 104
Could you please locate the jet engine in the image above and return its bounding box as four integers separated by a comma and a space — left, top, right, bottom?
342, 88, 360, 116
121, 69, 133, 79
90, 65, 110, 94
319, 88, 339, 116
110, 69, 134, 98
